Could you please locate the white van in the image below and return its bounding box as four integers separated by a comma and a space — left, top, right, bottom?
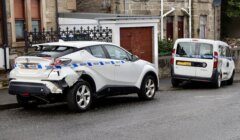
171, 38, 235, 88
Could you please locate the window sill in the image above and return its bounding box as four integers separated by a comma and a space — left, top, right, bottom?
12, 42, 25, 48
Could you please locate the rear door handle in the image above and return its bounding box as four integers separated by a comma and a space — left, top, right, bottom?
115, 64, 120, 66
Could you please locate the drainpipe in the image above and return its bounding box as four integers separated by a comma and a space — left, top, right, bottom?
55, 0, 59, 30
189, 0, 192, 38
2, 0, 8, 71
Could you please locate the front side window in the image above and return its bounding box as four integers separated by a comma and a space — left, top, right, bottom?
226, 47, 231, 58
89, 45, 106, 58
176, 42, 213, 59
105, 45, 129, 60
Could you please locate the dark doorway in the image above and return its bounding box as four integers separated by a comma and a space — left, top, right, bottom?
178, 16, 184, 38
167, 16, 174, 40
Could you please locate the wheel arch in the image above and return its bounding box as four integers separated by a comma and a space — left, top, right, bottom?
79, 74, 96, 93
142, 71, 159, 90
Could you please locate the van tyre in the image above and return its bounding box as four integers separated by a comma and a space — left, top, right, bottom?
16, 95, 38, 109
227, 71, 235, 85
67, 81, 93, 112
213, 73, 222, 88
171, 78, 180, 88
138, 75, 156, 100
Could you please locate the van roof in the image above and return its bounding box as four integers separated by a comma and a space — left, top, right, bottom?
175, 38, 228, 46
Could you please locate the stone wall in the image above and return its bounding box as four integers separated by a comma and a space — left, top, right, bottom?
58, 0, 77, 13
158, 56, 171, 78
76, 0, 112, 13
115, 0, 221, 41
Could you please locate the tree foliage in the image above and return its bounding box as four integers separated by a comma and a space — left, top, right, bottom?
225, 0, 240, 18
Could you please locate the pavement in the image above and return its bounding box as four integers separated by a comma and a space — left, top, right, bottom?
1, 73, 240, 110
2, 82, 240, 140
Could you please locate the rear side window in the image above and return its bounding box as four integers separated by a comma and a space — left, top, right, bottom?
176, 42, 213, 59
89, 45, 106, 58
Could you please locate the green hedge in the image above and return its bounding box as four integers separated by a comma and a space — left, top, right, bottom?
158, 39, 174, 56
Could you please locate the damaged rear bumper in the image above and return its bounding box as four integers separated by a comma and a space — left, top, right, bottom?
9, 80, 64, 96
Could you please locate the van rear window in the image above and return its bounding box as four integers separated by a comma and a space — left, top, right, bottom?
176, 42, 213, 59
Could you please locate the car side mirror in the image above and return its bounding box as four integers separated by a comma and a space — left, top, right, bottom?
131, 55, 139, 61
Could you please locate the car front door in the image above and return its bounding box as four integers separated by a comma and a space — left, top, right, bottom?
103, 45, 141, 85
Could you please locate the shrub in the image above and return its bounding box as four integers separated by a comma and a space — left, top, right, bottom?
158, 39, 174, 56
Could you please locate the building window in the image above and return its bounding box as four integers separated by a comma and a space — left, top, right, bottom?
178, 16, 184, 38
31, 0, 41, 31
14, 0, 25, 40
200, 15, 207, 39
166, 16, 174, 40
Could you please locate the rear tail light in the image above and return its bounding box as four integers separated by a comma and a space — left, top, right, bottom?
170, 49, 176, 65
213, 51, 218, 68
51, 58, 72, 66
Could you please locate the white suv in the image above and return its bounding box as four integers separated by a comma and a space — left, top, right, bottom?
9, 41, 159, 112
171, 39, 235, 88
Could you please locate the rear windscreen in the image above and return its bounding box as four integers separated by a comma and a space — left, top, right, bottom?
27, 45, 77, 58
176, 42, 213, 59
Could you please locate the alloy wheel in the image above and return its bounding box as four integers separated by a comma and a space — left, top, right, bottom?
145, 79, 155, 98
76, 85, 91, 109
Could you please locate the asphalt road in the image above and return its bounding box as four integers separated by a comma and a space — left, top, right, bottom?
1, 83, 240, 140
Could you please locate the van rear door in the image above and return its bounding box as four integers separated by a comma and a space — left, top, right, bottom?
174, 42, 197, 77
195, 43, 214, 78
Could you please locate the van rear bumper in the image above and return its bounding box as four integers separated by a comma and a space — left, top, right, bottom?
171, 67, 218, 82
172, 75, 214, 82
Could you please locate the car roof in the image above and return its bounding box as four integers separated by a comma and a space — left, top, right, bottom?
175, 38, 228, 46
34, 41, 116, 48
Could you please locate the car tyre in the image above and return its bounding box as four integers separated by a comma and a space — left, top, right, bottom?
16, 95, 38, 109
227, 71, 235, 85
67, 81, 93, 112
213, 73, 222, 88
171, 78, 180, 88
138, 75, 156, 100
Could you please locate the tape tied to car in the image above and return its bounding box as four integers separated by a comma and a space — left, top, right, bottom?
15, 60, 126, 69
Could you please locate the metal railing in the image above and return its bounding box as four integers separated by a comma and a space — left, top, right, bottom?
25, 26, 112, 52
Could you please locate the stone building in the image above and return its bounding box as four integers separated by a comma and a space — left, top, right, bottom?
0, 0, 77, 70
76, 0, 221, 41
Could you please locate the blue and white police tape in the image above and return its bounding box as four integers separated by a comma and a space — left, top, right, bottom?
15, 60, 126, 69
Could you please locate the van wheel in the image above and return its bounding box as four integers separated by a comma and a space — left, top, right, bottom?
171, 78, 180, 88
138, 75, 156, 100
227, 71, 235, 85
16, 95, 38, 109
213, 73, 222, 88
67, 81, 93, 112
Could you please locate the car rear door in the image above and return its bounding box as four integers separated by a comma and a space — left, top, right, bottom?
174, 42, 197, 77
